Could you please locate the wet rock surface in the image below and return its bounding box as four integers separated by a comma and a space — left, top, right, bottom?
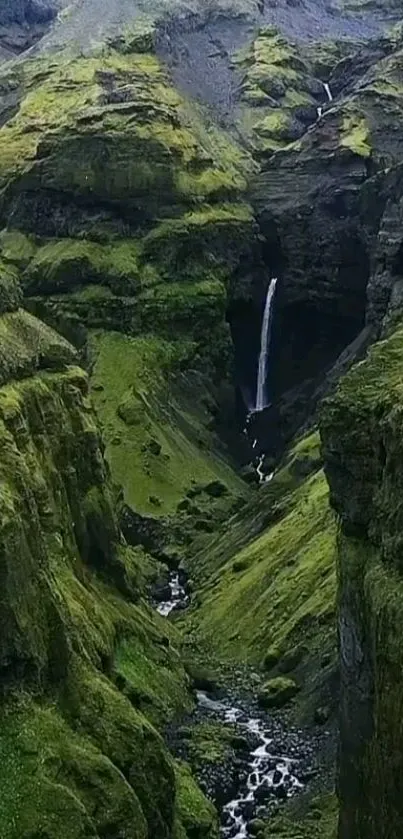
169, 688, 330, 837
155, 570, 190, 616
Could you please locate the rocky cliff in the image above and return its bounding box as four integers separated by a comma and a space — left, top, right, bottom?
0, 259, 219, 839
320, 326, 403, 839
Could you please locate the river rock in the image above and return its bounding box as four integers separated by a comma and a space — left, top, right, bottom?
263, 646, 281, 671
248, 817, 267, 836
255, 780, 272, 803
231, 734, 250, 752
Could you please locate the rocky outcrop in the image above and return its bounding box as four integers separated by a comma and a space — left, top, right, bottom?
0, 0, 57, 56
321, 325, 403, 839
235, 26, 332, 156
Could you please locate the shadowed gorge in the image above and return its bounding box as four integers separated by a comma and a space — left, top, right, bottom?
1, 1, 403, 838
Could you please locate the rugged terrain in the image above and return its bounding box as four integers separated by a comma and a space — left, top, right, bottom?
1, 1, 403, 838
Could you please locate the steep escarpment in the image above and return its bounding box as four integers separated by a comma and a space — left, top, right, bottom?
0, 40, 260, 541
321, 325, 403, 839
249, 24, 403, 456
0, 264, 218, 839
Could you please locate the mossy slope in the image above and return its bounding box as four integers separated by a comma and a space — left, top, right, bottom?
183, 433, 337, 719
0, 266, 217, 838
0, 39, 258, 523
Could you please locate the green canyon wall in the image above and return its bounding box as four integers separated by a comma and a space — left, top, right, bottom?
0, 265, 219, 839
1, 5, 403, 839
321, 326, 403, 839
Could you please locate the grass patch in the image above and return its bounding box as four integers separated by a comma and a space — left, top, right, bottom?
90, 331, 245, 516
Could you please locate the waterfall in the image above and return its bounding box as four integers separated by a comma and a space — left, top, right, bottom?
255, 278, 277, 412
323, 82, 333, 102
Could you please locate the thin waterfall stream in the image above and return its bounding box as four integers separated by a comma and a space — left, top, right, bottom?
255, 278, 277, 412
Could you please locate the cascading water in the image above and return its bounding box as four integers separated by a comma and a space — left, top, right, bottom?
255, 278, 277, 412
323, 82, 333, 102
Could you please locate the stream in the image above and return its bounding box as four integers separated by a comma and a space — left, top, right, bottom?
197, 690, 304, 838
155, 572, 319, 838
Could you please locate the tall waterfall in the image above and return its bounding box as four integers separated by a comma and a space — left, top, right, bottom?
323, 82, 333, 102
255, 278, 277, 412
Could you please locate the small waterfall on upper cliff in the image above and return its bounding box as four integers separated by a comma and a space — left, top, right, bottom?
323, 82, 333, 102
255, 278, 277, 412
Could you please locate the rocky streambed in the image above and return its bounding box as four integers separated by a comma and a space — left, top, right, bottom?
156, 572, 327, 838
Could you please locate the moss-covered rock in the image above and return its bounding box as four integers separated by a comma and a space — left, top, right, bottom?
262, 792, 337, 838
235, 26, 325, 154
0, 258, 22, 313
258, 676, 300, 708
263, 646, 282, 671
174, 761, 219, 839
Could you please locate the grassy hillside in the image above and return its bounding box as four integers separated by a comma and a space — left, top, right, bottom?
183, 433, 337, 718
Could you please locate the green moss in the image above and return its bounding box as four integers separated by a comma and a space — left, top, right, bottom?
0, 308, 76, 385
258, 676, 300, 708
179, 721, 235, 766
182, 433, 336, 719
254, 110, 293, 139
114, 628, 192, 726
90, 331, 245, 516
0, 46, 249, 214
320, 324, 403, 837
235, 26, 318, 151
0, 698, 146, 839
186, 469, 336, 659
340, 113, 371, 157
0, 230, 37, 269
263, 792, 337, 838
24, 239, 142, 296
142, 204, 254, 276
0, 259, 22, 314
0, 308, 219, 838
174, 761, 219, 839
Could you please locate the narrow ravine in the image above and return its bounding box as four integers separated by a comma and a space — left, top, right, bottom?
156, 572, 320, 839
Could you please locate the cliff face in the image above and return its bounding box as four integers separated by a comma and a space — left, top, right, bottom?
0, 263, 218, 839
321, 326, 403, 839
249, 25, 403, 457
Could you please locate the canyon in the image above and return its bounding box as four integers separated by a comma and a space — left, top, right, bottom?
0, 1, 403, 838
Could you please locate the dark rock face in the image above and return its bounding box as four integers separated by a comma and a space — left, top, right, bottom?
247, 26, 403, 456
320, 327, 403, 839
0, 0, 57, 54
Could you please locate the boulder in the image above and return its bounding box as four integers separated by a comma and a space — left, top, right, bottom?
258, 677, 300, 709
